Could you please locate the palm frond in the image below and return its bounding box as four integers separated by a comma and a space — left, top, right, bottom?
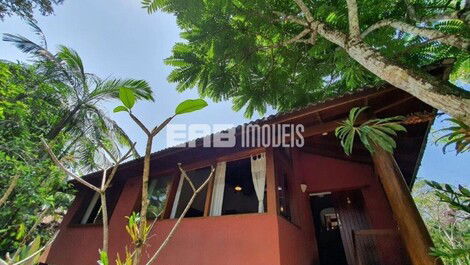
335, 107, 407, 155
2, 34, 55, 62
436, 118, 470, 154
89, 79, 154, 102
26, 19, 48, 49
57, 45, 87, 93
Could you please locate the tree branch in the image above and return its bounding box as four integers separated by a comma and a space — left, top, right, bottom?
283, 28, 312, 45
145, 165, 215, 265
0, 175, 20, 208
103, 142, 136, 189
273, 11, 309, 26
177, 163, 196, 192
41, 138, 100, 193
293, 0, 314, 23
361, 19, 469, 50
151, 116, 175, 137
346, 0, 361, 38
130, 113, 150, 136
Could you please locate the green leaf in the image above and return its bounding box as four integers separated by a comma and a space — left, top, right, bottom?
16, 223, 26, 240
175, 99, 208, 115
113, 106, 129, 113
119, 87, 136, 109
99, 250, 109, 265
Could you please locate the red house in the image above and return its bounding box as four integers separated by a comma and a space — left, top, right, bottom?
42, 85, 436, 265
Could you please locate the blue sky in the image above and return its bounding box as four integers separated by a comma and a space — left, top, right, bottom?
0, 0, 467, 186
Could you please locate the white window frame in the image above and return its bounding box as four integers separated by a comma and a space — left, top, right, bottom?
170, 174, 184, 218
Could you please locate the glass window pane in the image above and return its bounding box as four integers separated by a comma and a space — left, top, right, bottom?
174, 167, 211, 218
221, 158, 260, 215
148, 175, 173, 219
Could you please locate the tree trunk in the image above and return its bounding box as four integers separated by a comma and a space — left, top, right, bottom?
46, 104, 82, 140
100, 192, 109, 254
133, 135, 153, 264
371, 146, 441, 265
345, 39, 470, 125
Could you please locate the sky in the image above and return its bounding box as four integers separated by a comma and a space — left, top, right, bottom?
0, 0, 468, 186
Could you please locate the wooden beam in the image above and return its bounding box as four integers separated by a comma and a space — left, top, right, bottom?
371, 147, 441, 265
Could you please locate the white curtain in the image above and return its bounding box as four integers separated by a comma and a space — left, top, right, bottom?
210, 162, 227, 216
251, 153, 266, 213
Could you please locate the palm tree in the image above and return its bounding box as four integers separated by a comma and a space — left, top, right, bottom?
3, 21, 154, 171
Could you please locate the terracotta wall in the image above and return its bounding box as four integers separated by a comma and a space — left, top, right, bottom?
46, 173, 285, 265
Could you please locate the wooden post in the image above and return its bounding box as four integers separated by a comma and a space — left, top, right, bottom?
265, 148, 278, 215
371, 147, 441, 265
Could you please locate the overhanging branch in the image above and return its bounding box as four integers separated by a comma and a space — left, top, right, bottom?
361, 19, 469, 50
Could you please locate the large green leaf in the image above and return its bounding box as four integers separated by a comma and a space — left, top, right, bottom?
113, 106, 128, 113
175, 99, 208, 115
119, 88, 136, 109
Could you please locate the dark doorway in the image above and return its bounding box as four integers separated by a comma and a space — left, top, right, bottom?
310, 193, 348, 265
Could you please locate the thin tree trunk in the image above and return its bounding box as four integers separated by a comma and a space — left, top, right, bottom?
100, 192, 109, 254
133, 136, 153, 264
0, 175, 20, 208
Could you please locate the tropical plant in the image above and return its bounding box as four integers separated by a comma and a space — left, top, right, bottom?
0, 61, 72, 256
113, 86, 208, 264
413, 180, 470, 265
335, 107, 406, 155
3, 21, 154, 172
143, 0, 470, 124
436, 118, 470, 154
0, 0, 64, 21
426, 181, 470, 215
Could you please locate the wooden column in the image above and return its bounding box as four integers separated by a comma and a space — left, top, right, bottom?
265, 148, 278, 215
371, 147, 440, 265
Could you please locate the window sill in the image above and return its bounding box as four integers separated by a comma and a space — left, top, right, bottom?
165, 212, 270, 221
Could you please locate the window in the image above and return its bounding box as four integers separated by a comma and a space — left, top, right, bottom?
221, 158, 261, 215
147, 175, 173, 219
171, 167, 211, 218
81, 192, 101, 224
75, 180, 125, 225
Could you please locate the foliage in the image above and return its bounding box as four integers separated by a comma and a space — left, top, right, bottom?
174, 99, 208, 115
426, 181, 470, 216
0, 61, 72, 256
413, 180, 470, 265
335, 107, 406, 155
142, 0, 470, 117
0, 0, 64, 20
436, 118, 470, 154
3, 21, 154, 172
0, 236, 42, 265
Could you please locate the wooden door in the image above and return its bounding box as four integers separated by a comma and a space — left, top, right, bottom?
332, 190, 376, 265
